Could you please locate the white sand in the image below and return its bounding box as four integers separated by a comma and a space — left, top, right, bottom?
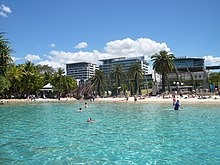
94, 96, 220, 105
1, 95, 220, 105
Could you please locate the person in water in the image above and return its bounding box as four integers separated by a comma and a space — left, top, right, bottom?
174, 100, 182, 110
173, 96, 176, 106
84, 102, 88, 108
78, 107, 83, 112
87, 117, 95, 122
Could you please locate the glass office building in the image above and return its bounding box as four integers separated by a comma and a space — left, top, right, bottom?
99, 56, 148, 78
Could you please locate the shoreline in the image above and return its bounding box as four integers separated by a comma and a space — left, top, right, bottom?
1, 95, 220, 105
95, 96, 220, 105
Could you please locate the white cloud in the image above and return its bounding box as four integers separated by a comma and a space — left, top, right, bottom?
49, 43, 56, 48
37, 50, 111, 69
104, 38, 170, 59
0, 4, 12, 17
25, 54, 41, 62
35, 38, 170, 69
74, 42, 88, 49
11, 57, 22, 62
37, 60, 63, 69
204, 55, 220, 66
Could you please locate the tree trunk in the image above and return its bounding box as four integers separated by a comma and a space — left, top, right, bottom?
134, 74, 138, 95
98, 81, 101, 96
162, 73, 166, 93
118, 78, 121, 96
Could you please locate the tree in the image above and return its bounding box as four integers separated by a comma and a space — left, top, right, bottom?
0, 33, 13, 76
110, 64, 125, 96
209, 72, 220, 87
151, 50, 175, 93
91, 70, 106, 96
128, 63, 144, 95
20, 61, 44, 96
63, 76, 77, 94
53, 67, 65, 100
0, 75, 10, 95
7, 65, 23, 97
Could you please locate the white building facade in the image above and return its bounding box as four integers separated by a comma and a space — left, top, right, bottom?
66, 62, 97, 82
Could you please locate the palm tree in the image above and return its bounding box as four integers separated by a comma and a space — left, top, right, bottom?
151, 50, 175, 93
53, 67, 65, 100
187, 67, 196, 90
91, 70, 106, 96
0, 75, 10, 94
7, 65, 22, 97
128, 63, 144, 95
0, 33, 13, 76
20, 61, 36, 95
110, 64, 125, 96
63, 76, 77, 94
19, 61, 44, 97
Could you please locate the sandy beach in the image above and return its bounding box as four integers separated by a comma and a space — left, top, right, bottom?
1, 95, 220, 105
94, 96, 220, 105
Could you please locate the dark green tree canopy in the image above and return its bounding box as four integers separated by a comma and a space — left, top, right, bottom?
151, 50, 175, 93
151, 50, 175, 74
0, 32, 13, 75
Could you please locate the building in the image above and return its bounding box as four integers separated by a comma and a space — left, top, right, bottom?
167, 57, 209, 91
66, 62, 97, 83
99, 56, 148, 78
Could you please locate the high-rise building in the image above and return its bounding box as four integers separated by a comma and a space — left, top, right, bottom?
99, 56, 148, 78
66, 62, 97, 82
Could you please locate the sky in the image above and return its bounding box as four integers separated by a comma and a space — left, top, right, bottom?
1, 0, 220, 73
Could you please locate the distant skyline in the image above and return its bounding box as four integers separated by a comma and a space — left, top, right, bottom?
1, 0, 220, 72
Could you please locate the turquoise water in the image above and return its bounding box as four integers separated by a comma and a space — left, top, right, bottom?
0, 101, 220, 164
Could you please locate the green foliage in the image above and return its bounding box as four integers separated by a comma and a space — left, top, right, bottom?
128, 63, 144, 95
0, 75, 10, 94
0, 32, 13, 76
91, 70, 106, 96
52, 68, 77, 99
110, 64, 125, 95
151, 50, 175, 93
209, 72, 220, 84
0, 33, 77, 98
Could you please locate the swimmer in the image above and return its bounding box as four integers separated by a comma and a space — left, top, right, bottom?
78, 108, 83, 112
84, 102, 88, 108
174, 100, 182, 110
87, 117, 95, 122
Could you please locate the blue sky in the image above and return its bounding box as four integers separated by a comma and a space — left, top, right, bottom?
1, 0, 220, 71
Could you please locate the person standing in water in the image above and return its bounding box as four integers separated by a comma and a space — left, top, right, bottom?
174, 100, 182, 110
173, 95, 176, 106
